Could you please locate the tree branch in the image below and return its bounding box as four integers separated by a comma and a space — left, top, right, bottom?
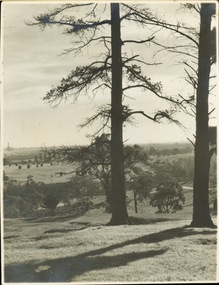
122, 4, 199, 46
122, 36, 155, 45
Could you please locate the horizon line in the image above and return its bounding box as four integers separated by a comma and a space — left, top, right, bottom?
4, 140, 191, 150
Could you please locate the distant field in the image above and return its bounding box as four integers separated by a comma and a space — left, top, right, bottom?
4, 163, 75, 184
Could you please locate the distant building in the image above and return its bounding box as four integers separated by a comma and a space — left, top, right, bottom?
6, 143, 13, 151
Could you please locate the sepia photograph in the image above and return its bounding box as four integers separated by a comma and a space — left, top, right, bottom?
1, 0, 218, 283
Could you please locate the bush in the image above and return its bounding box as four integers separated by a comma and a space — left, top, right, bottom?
150, 181, 185, 213
128, 170, 154, 200
3, 175, 100, 218
69, 175, 101, 197
151, 158, 194, 184
41, 193, 60, 215
4, 176, 43, 218
4, 196, 25, 218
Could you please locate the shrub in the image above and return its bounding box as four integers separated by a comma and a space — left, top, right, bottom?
4, 196, 24, 218
71, 198, 93, 215
128, 170, 154, 200
3, 177, 43, 218
41, 193, 60, 215
69, 175, 101, 197
151, 158, 194, 184
150, 181, 185, 213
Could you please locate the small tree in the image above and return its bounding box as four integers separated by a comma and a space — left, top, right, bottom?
41, 193, 60, 215
69, 175, 101, 197
150, 181, 185, 213
45, 135, 149, 211
4, 176, 43, 217
128, 170, 154, 213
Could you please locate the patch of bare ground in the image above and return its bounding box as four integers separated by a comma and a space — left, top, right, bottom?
3, 207, 217, 283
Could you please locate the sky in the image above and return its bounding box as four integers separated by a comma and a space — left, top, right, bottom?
1, 1, 218, 148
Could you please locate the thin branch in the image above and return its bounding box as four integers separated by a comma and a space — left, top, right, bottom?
183, 61, 198, 75
122, 4, 199, 46
124, 110, 158, 122
61, 35, 111, 55
187, 137, 195, 147
208, 108, 215, 116
122, 36, 155, 45
151, 40, 198, 60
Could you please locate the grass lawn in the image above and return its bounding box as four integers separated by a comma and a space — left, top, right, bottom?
3, 191, 217, 283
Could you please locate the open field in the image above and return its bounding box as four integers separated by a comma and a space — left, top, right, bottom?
4, 163, 74, 184
3, 189, 218, 283
4, 152, 197, 185
3, 143, 195, 184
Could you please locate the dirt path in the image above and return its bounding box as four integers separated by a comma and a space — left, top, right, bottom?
3, 213, 217, 283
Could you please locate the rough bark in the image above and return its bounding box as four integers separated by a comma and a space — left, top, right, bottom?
109, 3, 130, 225
190, 4, 216, 228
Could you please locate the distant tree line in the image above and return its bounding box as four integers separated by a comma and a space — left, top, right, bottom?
3, 152, 54, 169
148, 146, 193, 157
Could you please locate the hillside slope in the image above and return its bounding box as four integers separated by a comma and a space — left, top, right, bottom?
3, 204, 217, 283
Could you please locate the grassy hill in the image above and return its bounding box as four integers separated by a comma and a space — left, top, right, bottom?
3, 198, 217, 283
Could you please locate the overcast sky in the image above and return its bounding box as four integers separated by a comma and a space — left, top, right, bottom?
2, 1, 217, 148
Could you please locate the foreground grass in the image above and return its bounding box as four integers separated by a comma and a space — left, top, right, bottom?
3, 205, 217, 283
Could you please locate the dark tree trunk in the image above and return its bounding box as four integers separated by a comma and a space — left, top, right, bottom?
109, 3, 129, 225
134, 189, 138, 213
190, 4, 215, 228
102, 180, 112, 212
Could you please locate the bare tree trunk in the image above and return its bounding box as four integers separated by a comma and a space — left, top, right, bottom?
190, 4, 215, 228
134, 189, 138, 213
109, 3, 129, 225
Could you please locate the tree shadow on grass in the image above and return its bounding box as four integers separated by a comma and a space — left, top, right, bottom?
25, 209, 174, 226
27, 215, 170, 224
26, 213, 84, 223
5, 249, 167, 282
129, 216, 171, 225
4, 226, 216, 282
